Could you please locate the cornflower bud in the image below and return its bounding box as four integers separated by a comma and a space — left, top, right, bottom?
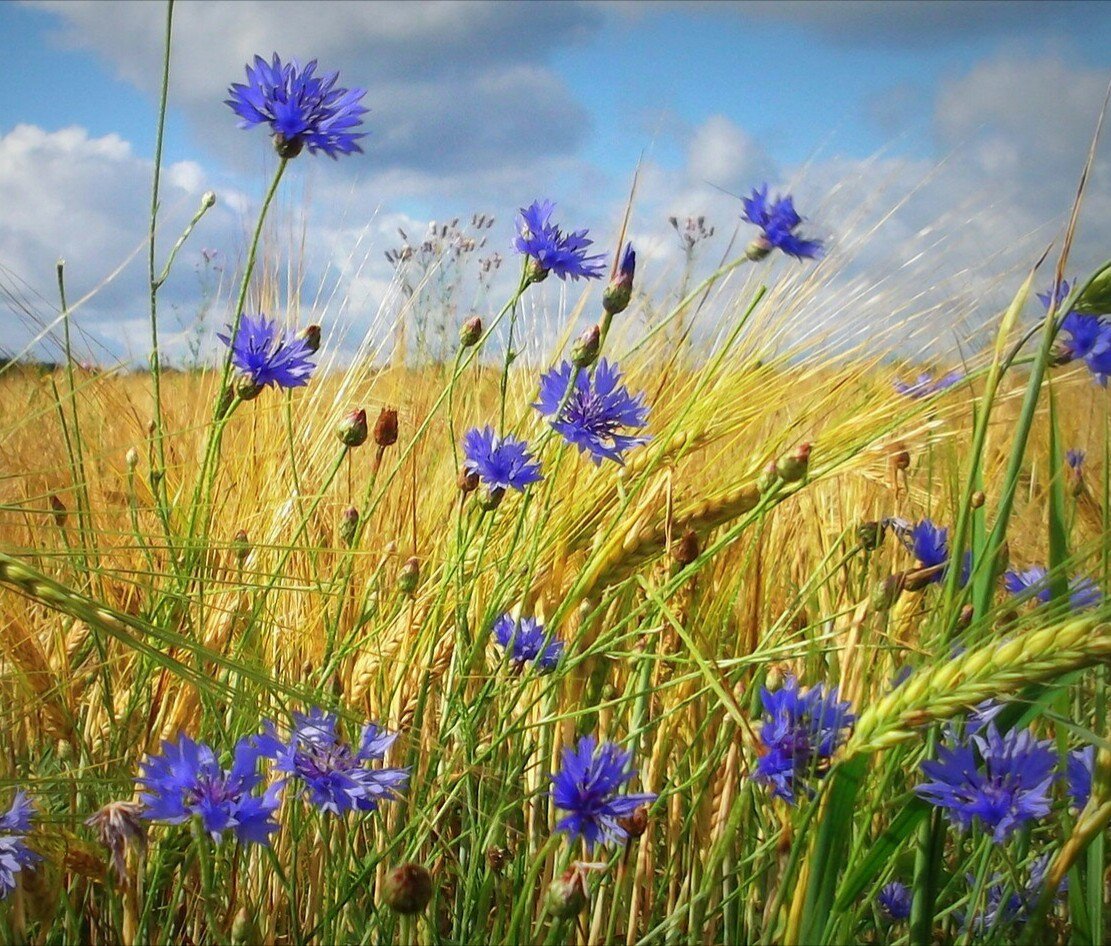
201, 190, 217, 210
337, 408, 369, 447
398, 556, 421, 595
618, 806, 649, 839
340, 506, 359, 546
546, 866, 588, 919
485, 846, 511, 873
775, 442, 810, 483
571, 325, 601, 368
890, 442, 910, 470
970, 490, 985, 509
458, 466, 480, 495
674, 528, 700, 566
756, 460, 779, 493
375, 408, 399, 448
232, 529, 250, 563
298, 324, 322, 353
125, 447, 139, 471
460, 316, 482, 348
602, 243, 636, 316
383, 863, 433, 915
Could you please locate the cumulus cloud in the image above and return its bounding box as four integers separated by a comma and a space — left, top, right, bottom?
33, 0, 597, 175
0, 123, 246, 361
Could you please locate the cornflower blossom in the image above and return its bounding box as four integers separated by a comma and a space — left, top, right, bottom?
752, 676, 854, 803
218, 314, 317, 392
1041, 280, 1111, 383
514, 200, 606, 282
551, 736, 656, 848
1066, 746, 1093, 810
534, 359, 649, 465
226, 54, 367, 158
1066, 448, 1085, 470
916, 725, 1056, 842
0, 791, 37, 899
138, 734, 281, 845
491, 614, 563, 672
876, 882, 911, 923
741, 185, 823, 260
262, 708, 408, 816
1003, 565, 1102, 612
907, 518, 950, 584
892, 370, 962, 398
957, 855, 1066, 936
462, 426, 543, 493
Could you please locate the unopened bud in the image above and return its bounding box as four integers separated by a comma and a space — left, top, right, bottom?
602, 243, 636, 316
871, 573, 905, 612
375, 408, 399, 448
49, 494, 68, 527
546, 867, 588, 919
857, 521, 884, 551
571, 325, 601, 368
201, 190, 217, 209
618, 806, 649, 840
757, 460, 779, 493
298, 324, 322, 353
775, 443, 811, 483
957, 604, 975, 629
340, 506, 359, 546
232, 529, 250, 562
337, 408, 369, 447
383, 863, 433, 915
125, 447, 139, 471
970, 490, 985, 509
890, 442, 910, 470
458, 466, 479, 494
674, 528, 700, 566
460, 316, 483, 348
398, 556, 421, 595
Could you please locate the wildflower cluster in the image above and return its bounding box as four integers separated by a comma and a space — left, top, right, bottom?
138, 709, 407, 847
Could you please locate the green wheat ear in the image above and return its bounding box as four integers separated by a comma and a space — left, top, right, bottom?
846, 615, 1111, 758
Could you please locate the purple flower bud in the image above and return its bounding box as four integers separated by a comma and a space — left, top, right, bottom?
383, 863, 433, 915
340, 506, 359, 546
460, 316, 482, 348
571, 325, 601, 368
397, 556, 420, 595
546, 866, 589, 918
775, 443, 810, 483
602, 244, 636, 315
337, 408, 369, 447
375, 408, 399, 448
298, 324, 322, 353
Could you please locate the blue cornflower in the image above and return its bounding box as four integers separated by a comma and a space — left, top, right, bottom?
753, 676, 854, 803
514, 200, 606, 282
1087, 326, 1111, 386
741, 185, 823, 260
916, 725, 1056, 843
957, 856, 1066, 937
262, 708, 408, 817
218, 314, 317, 392
226, 54, 367, 159
534, 359, 650, 465
1042, 280, 1111, 382
0, 791, 38, 899
551, 736, 656, 848
138, 733, 281, 845
492, 614, 563, 672
1003, 565, 1102, 612
876, 881, 912, 923
462, 426, 543, 493
892, 370, 962, 399
1066, 745, 1093, 809
902, 518, 965, 586
1067, 448, 1086, 470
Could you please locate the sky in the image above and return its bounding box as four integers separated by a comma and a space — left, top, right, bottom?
2, 0, 1111, 364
